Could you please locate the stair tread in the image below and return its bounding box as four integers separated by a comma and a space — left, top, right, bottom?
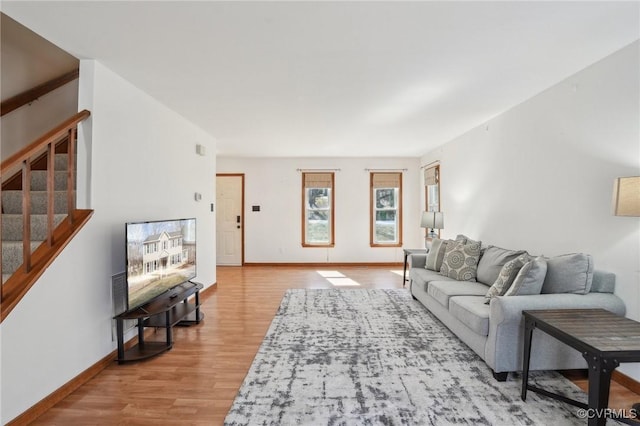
2, 240, 44, 246
2, 190, 75, 214
2, 213, 68, 218
2, 213, 69, 241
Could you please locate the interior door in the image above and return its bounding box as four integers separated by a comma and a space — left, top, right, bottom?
216, 175, 243, 265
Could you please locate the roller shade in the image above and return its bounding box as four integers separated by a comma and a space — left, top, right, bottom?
424, 166, 438, 186
304, 173, 333, 188
372, 172, 401, 188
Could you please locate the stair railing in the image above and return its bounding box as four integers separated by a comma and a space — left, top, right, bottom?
1, 109, 90, 274
1, 69, 79, 117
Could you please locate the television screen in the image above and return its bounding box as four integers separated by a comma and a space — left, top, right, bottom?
125, 218, 196, 310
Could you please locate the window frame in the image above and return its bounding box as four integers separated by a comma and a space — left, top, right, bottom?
301, 172, 335, 247
424, 164, 441, 240
370, 172, 403, 247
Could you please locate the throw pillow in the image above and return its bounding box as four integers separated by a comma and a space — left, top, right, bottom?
476, 245, 528, 286
541, 253, 594, 294
439, 240, 481, 282
456, 234, 481, 247
425, 238, 450, 271
484, 254, 528, 304
504, 256, 547, 296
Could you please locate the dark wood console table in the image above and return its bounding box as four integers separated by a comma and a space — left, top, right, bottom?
115, 280, 204, 363
521, 309, 640, 426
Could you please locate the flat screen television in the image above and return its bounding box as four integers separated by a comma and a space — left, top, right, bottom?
125, 218, 197, 310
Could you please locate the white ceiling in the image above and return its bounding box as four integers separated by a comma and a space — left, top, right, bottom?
3, 1, 639, 158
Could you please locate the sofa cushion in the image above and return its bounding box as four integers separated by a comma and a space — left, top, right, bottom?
410, 268, 457, 292
439, 240, 482, 282
425, 238, 451, 271
476, 246, 527, 286
504, 256, 547, 296
484, 255, 528, 303
449, 296, 490, 336
427, 280, 489, 309
542, 253, 594, 294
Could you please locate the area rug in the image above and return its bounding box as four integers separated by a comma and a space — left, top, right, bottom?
224, 289, 607, 425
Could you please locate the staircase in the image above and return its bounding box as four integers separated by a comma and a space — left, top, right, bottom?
2, 153, 74, 283
0, 110, 93, 322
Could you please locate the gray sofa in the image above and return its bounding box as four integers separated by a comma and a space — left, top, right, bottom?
409, 242, 625, 380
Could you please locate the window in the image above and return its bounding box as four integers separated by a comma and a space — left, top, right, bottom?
424, 164, 441, 239
302, 172, 335, 247
370, 172, 402, 247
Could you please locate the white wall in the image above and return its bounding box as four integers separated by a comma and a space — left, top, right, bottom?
0, 13, 79, 160
421, 41, 640, 377
0, 60, 217, 423
1, 82, 79, 160
217, 157, 422, 263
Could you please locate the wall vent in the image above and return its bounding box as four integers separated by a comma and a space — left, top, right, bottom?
111, 272, 135, 341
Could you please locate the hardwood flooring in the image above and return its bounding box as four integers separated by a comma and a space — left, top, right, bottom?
27, 266, 640, 425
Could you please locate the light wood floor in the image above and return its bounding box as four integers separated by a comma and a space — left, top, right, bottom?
28, 266, 640, 425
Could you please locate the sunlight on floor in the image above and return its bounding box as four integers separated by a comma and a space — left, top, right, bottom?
389, 270, 404, 276
316, 270, 346, 278
326, 278, 361, 287
316, 270, 361, 287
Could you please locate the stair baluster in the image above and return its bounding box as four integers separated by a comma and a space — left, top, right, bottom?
21, 158, 32, 272
67, 128, 76, 225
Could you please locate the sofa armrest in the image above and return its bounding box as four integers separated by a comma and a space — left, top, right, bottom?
485, 293, 626, 372
409, 253, 427, 269
491, 293, 626, 324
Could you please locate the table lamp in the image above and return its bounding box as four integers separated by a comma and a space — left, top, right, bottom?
420, 211, 444, 247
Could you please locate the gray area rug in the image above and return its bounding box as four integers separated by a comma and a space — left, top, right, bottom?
225, 289, 607, 425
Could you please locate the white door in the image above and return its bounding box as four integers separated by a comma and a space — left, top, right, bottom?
216, 175, 243, 265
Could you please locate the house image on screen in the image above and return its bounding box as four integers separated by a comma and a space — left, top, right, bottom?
142, 231, 186, 276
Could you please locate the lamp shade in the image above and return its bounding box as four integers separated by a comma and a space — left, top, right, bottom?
420, 211, 444, 229
612, 176, 640, 217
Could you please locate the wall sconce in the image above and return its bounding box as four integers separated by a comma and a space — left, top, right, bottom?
612, 176, 640, 217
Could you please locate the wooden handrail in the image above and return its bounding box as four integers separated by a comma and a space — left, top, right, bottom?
1, 69, 79, 117
1, 110, 90, 176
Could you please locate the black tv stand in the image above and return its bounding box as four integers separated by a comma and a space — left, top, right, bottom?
114, 280, 204, 363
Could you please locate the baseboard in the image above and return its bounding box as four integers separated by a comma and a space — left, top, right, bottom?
198, 281, 217, 300
7, 280, 217, 426
613, 370, 640, 395
7, 350, 115, 426
241, 262, 403, 267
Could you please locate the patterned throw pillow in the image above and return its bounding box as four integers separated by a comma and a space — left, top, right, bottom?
484, 254, 529, 304
439, 240, 481, 281
425, 238, 450, 271
455, 234, 481, 247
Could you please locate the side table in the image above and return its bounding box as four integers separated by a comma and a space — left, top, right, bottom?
402, 248, 427, 287
521, 309, 640, 426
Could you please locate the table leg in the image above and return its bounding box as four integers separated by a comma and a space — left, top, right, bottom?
521, 318, 535, 401
116, 318, 125, 362
403, 252, 409, 287
195, 290, 201, 323
137, 318, 145, 346
166, 311, 172, 345
584, 353, 618, 426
